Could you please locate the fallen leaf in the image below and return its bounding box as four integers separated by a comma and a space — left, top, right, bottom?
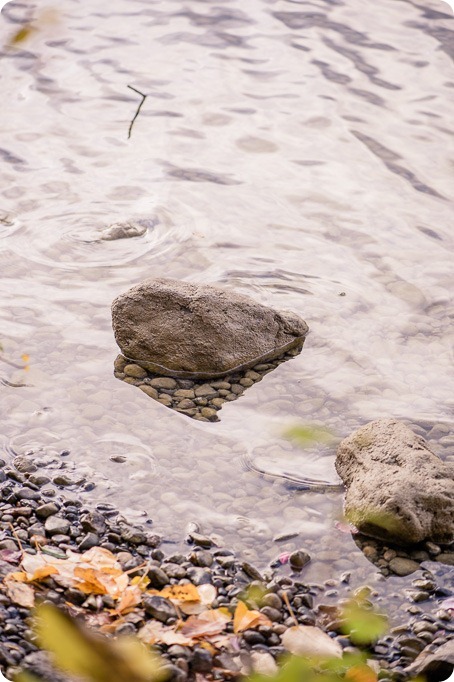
0, 549, 22, 564
4, 576, 35, 608
159, 583, 200, 602
346, 664, 378, 682
281, 625, 342, 658
139, 621, 195, 646
182, 609, 231, 638
250, 651, 278, 676
178, 584, 217, 615
116, 585, 142, 614
233, 600, 271, 634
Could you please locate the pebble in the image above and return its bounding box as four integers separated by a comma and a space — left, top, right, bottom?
389, 558, 421, 576
35, 503, 60, 519
44, 516, 70, 536
124, 364, 148, 379
149, 377, 177, 390
289, 550, 311, 571
143, 595, 177, 623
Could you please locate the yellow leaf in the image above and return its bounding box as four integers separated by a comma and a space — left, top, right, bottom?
131, 574, 150, 590
233, 600, 271, 634
346, 664, 378, 682
31, 565, 59, 581
73, 567, 109, 595
5, 577, 35, 608
9, 571, 29, 582
160, 583, 200, 602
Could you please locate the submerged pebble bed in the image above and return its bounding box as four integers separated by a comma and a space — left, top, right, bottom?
113, 347, 303, 421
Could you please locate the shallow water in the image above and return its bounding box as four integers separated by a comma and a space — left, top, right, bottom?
0, 0, 453, 602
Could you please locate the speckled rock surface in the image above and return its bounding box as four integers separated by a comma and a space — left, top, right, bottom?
336, 419, 454, 545
111, 278, 308, 378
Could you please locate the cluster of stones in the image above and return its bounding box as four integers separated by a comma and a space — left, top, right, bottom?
355, 533, 454, 579
114, 347, 301, 421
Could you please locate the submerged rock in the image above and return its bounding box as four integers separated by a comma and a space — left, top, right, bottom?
336, 419, 454, 545
100, 220, 148, 241
111, 278, 308, 378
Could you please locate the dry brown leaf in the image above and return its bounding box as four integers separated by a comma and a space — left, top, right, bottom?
233, 600, 271, 634
116, 585, 142, 614
4, 576, 35, 608
139, 621, 195, 646
182, 609, 231, 638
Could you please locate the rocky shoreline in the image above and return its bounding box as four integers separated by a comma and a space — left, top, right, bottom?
0, 458, 452, 682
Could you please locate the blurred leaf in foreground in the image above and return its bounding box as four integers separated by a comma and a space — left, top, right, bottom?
283, 424, 334, 448
33, 603, 164, 682
340, 591, 388, 646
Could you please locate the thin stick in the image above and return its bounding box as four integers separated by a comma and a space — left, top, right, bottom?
9, 523, 23, 556
282, 590, 298, 626
127, 85, 147, 139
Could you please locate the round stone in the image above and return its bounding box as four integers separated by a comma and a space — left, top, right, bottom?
150, 377, 177, 390
124, 364, 148, 379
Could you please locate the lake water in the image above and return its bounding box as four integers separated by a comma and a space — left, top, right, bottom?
0, 0, 452, 604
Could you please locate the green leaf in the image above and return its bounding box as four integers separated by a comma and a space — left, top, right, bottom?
341, 601, 388, 646
283, 425, 334, 448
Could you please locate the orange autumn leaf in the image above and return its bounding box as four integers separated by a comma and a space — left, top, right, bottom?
73, 567, 109, 595
30, 565, 59, 581
346, 664, 378, 682
8, 571, 29, 583
116, 585, 142, 614
160, 584, 200, 602
233, 600, 272, 634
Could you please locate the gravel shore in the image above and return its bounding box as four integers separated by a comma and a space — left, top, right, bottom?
0, 457, 452, 682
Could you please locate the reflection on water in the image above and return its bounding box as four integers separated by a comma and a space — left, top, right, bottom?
0, 0, 453, 597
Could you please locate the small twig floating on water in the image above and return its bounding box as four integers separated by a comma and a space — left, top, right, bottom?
127, 85, 147, 139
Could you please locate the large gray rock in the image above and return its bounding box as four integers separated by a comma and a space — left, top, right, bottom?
336, 419, 454, 545
111, 278, 308, 378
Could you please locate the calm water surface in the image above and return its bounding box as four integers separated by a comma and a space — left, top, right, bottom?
0, 0, 453, 606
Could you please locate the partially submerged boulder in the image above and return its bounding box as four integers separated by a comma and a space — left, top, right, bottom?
111, 278, 308, 379
336, 419, 454, 545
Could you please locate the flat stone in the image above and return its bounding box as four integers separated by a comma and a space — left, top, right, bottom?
389, 558, 421, 576
174, 389, 195, 399
139, 385, 159, 399
436, 553, 454, 565
78, 533, 99, 550
143, 595, 177, 623
120, 526, 147, 545
81, 511, 106, 535
149, 377, 177, 390
44, 516, 71, 536
124, 363, 148, 379
111, 278, 308, 378
36, 502, 60, 519
194, 384, 218, 398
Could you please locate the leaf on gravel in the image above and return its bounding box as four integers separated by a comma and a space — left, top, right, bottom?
158, 583, 200, 602
281, 625, 342, 658
116, 585, 142, 614
178, 584, 217, 615
139, 621, 195, 646
131, 574, 150, 590
182, 609, 231, 638
4, 576, 35, 608
0, 548, 22, 564
233, 600, 271, 634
